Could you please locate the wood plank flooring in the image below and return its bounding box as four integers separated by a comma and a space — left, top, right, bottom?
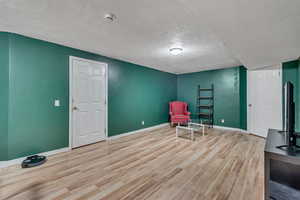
0, 126, 265, 200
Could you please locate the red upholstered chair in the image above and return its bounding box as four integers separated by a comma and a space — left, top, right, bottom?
169, 101, 191, 126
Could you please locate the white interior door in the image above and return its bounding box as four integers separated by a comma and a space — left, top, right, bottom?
248, 65, 282, 137
70, 57, 107, 148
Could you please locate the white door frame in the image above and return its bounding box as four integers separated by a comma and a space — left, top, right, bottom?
69, 56, 108, 149
247, 69, 251, 132
247, 64, 282, 135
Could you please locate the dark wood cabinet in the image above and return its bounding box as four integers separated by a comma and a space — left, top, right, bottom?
265, 129, 300, 200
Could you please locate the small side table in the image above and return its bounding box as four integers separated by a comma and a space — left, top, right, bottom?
176, 122, 206, 141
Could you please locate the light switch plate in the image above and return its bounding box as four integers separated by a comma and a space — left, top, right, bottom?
54, 100, 60, 107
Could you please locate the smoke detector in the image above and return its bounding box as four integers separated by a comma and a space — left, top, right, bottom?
104, 13, 116, 22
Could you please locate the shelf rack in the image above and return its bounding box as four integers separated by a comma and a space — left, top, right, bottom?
197, 84, 214, 128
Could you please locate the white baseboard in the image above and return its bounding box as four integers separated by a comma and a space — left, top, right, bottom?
0, 123, 248, 168
108, 123, 169, 140
0, 147, 70, 168
213, 125, 249, 133
0, 123, 169, 168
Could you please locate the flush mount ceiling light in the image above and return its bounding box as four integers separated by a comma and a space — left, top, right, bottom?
169, 47, 183, 55
104, 13, 116, 22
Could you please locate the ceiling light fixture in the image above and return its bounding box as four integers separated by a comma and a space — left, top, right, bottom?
169, 47, 183, 55
104, 13, 116, 22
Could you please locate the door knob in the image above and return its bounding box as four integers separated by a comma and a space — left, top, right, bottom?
73, 106, 79, 111
248, 104, 252, 107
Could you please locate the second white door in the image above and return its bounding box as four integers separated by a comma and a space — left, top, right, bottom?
70, 57, 107, 148
248, 65, 282, 137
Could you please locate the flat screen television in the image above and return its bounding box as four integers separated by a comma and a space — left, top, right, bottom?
282, 81, 298, 148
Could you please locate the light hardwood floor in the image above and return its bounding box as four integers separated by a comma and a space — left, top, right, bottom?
0, 126, 265, 200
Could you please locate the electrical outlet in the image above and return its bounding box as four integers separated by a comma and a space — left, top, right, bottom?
141, 121, 145, 125
221, 119, 225, 123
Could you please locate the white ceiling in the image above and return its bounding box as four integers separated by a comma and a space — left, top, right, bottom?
0, 0, 299, 74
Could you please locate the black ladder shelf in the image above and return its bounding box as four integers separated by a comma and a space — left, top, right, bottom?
197, 84, 214, 128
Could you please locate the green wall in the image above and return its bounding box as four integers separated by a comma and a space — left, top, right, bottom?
177, 66, 247, 129
239, 67, 247, 130
0, 33, 9, 160
1, 32, 177, 160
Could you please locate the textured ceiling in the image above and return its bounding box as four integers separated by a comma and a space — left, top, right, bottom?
0, 0, 299, 74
